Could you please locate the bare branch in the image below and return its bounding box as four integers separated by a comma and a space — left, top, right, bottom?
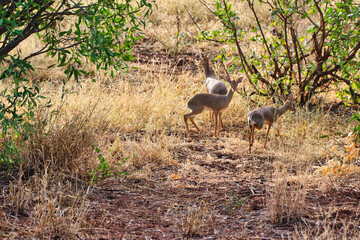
0, 2, 54, 58
184, 6, 228, 43
313, 0, 326, 52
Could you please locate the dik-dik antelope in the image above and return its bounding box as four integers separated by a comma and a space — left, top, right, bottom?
202, 56, 227, 127
247, 95, 295, 152
184, 77, 243, 137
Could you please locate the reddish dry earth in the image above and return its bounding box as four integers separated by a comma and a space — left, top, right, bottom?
84, 47, 360, 238
85, 131, 360, 239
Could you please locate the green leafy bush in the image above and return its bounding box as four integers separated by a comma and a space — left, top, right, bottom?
351, 112, 360, 142
196, 0, 360, 105
0, 0, 154, 171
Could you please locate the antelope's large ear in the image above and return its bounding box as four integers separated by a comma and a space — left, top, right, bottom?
237, 76, 243, 83
280, 94, 286, 103
198, 52, 208, 61
225, 76, 231, 83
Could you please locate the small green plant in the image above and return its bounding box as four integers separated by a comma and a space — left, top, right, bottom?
88, 147, 130, 184
351, 112, 360, 142
0, 132, 21, 170
225, 192, 249, 215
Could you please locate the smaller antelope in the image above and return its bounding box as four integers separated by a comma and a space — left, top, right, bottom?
247, 95, 295, 153
184, 77, 243, 137
202, 56, 227, 95
202, 56, 227, 127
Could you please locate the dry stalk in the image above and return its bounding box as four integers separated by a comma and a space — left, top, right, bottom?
183, 200, 211, 237
267, 169, 308, 224
293, 206, 360, 239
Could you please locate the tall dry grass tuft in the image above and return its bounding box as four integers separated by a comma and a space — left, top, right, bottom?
22, 101, 104, 179
30, 171, 89, 239
183, 200, 212, 237
267, 166, 308, 224
1, 98, 106, 238
6, 172, 33, 217
2, 166, 89, 238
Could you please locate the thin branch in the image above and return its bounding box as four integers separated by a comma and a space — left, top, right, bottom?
184, 6, 224, 43
218, 0, 258, 91
290, 27, 301, 85
247, 0, 272, 58
0, 2, 54, 58
283, 17, 293, 89
313, 0, 326, 52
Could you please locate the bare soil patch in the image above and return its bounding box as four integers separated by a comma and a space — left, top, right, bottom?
84, 129, 360, 239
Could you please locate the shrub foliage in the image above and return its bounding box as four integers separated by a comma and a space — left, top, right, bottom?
0, 0, 153, 169
197, 0, 360, 106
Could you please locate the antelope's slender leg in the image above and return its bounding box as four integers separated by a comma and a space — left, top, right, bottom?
264, 124, 272, 148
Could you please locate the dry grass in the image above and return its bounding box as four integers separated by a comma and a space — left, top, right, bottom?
1, 0, 359, 239
2, 168, 89, 238
267, 169, 308, 224
2, 62, 350, 237
146, 0, 270, 54
293, 206, 360, 240
182, 200, 212, 237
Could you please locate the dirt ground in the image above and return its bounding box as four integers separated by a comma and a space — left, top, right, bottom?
81, 48, 360, 239
79, 49, 360, 239
84, 130, 360, 239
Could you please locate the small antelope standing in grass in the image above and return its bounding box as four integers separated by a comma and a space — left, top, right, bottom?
184, 77, 243, 137
202, 56, 227, 95
247, 95, 295, 153
202, 56, 227, 127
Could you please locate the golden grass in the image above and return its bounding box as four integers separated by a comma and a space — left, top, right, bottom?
293, 206, 360, 240
2, 168, 89, 238
182, 200, 211, 237
267, 169, 308, 224
2, 59, 355, 238
146, 0, 270, 54
1, 0, 359, 238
